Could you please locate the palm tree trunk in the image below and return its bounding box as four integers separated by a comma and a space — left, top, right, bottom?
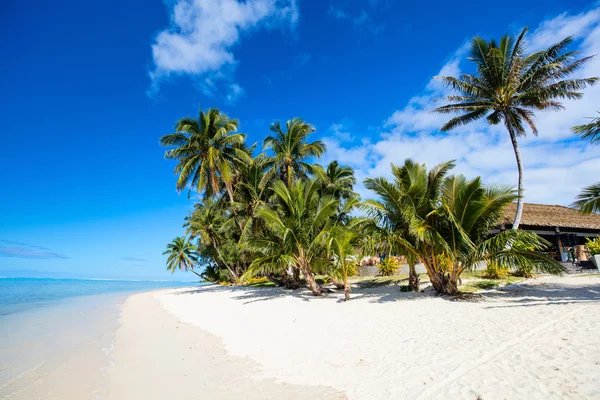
508, 129, 524, 230
343, 275, 351, 301
299, 262, 322, 296
408, 261, 420, 291
190, 269, 203, 279
214, 245, 238, 282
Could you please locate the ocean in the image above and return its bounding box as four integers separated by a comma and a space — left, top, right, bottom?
0, 277, 197, 315
0, 278, 202, 398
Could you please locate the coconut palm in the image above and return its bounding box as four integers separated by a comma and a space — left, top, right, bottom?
364, 159, 563, 294
326, 227, 360, 301
163, 237, 202, 278
572, 111, 600, 144
242, 179, 339, 295
263, 118, 326, 187
314, 161, 357, 200
571, 112, 600, 214
572, 183, 600, 214
433, 27, 597, 229
184, 198, 239, 281
160, 108, 251, 200
363, 159, 453, 291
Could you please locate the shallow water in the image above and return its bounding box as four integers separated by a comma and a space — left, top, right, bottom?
0, 278, 196, 316
0, 279, 200, 399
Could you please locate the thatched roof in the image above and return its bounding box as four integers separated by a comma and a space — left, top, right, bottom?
501, 203, 600, 230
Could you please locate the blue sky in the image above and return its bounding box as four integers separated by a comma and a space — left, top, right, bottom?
1, 0, 599, 280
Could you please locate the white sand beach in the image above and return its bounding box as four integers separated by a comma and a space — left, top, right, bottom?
106, 275, 600, 400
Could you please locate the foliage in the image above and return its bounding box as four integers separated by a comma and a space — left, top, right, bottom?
434, 27, 597, 229
163, 237, 201, 278
160, 108, 251, 200
244, 277, 272, 286
242, 179, 340, 295
481, 261, 509, 279
586, 237, 600, 256
571, 182, 600, 214
263, 118, 325, 187
572, 111, 600, 144
378, 258, 399, 276
363, 159, 564, 294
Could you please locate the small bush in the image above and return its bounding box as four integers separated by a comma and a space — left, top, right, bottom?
586, 237, 600, 256
244, 276, 270, 285
482, 261, 509, 279
378, 258, 399, 276
435, 253, 453, 273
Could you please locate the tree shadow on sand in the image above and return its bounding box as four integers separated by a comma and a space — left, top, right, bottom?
171, 277, 600, 307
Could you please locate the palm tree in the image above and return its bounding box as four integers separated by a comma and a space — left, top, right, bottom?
242, 179, 339, 295
572, 183, 600, 214
433, 27, 597, 229
364, 159, 563, 294
571, 112, 600, 214
184, 198, 239, 281
160, 108, 251, 200
313, 161, 357, 200
326, 227, 360, 301
572, 111, 600, 143
163, 237, 202, 278
263, 118, 326, 187
363, 159, 453, 291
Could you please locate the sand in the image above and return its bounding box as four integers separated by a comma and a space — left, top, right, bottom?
107, 275, 600, 399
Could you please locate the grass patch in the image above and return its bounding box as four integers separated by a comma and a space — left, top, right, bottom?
460, 275, 526, 293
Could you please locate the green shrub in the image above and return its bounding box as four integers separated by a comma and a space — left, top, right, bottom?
378, 258, 399, 276
586, 237, 600, 256
244, 276, 270, 285
482, 261, 509, 279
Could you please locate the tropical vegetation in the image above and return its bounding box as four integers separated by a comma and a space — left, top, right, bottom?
433, 27, 597, 229
159, 25, 598, 297
571, 111, 600, 214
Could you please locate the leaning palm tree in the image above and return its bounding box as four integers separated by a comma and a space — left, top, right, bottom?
571, 182, 600, 214
433, 27, 597, 229
572, 111, 600, 144
263, 118, 326, 187
160, 108, 251, 200
163, 237, 202, 278
242, 179, 339, 295
184, 198, 238, 281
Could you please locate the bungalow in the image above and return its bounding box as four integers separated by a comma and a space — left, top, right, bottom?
499, 203, 600, 262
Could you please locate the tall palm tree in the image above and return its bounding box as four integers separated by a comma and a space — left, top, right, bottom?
184, 199, 238, 281
263, 118, 326, 187
160, 108, 251, 200
242, 179, 339, 295
433, 27, 597, 229
572, 111, 600, 143
572, 183, 600, 214
163, 237, 202, 278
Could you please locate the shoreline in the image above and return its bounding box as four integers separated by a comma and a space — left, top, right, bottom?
3, 275, 600, 399
106, 289, 345, 399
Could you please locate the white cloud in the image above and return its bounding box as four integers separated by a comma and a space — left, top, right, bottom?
321, 7, 600, 207
225, 83, 245, 104
149, 0, 298, 97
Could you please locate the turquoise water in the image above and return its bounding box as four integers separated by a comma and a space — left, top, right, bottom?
0, 277, 198, 315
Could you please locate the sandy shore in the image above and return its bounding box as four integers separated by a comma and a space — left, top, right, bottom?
107, 275, 600, 399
